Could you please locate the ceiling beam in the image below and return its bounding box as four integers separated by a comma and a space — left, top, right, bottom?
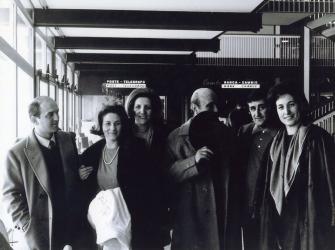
307, 14, 335, 32
321, 26, 335, 38
74, 63, 189, 72
35, 9, 262, 32
66, 53, 196, 64
55, 37, 219, 52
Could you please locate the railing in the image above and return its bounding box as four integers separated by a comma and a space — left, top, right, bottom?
311, 100, 335, 135
261, 0, 335, 13
196, 35, 300, 66
311, 36, 335, 66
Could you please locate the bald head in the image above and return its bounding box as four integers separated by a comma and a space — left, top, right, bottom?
29, 96, 59, 138
190, 88, 218, 116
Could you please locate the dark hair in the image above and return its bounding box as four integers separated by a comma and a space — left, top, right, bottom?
246, 88, 268, 104
267, 82, 310, 124
125, 88, 163, 127
94, 105, 131, 142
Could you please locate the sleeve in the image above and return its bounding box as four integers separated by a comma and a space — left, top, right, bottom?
165, 136, 199, 184
317, 132, 335, 226
1, 150, 30, 232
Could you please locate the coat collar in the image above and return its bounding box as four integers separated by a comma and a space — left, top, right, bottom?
178, 119, 192, 136
24, 131, 52, 199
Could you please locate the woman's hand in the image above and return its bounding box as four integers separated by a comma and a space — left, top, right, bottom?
79, 165, 93, 180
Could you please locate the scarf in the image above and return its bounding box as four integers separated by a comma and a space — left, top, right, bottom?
269, 124, 311, 215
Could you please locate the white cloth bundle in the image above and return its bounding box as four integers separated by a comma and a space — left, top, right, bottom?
88, 188, 131, 250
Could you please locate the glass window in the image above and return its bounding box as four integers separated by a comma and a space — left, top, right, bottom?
46, 47, 52, 74
16, 9, 33, 64
64, 89, 68, 131
39, 80, 48, 96
17, 68, 33, 138
0, 0, 14, 46
50, 83, 56, 101
67, 65, 72, 85
56, 54, 64, 81
75, 94, 80, 133
58, 88, 64, 130
68, 92, 73, 131
0, 51, 16, 165
35, 34, 46, 72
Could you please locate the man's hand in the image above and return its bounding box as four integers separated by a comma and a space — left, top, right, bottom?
79, 165, 93, 180
195, 146, 214, 164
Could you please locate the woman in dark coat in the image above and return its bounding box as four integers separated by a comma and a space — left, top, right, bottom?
125, 88, 171, 247
260, 82, 335, 250
79, 105, 163, 249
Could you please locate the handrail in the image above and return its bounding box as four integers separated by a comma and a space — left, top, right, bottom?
310, 99, 335, 121
196, 35, 300, 66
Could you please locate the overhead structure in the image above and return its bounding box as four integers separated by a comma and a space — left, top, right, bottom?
35, 9, 262, 32
66, 53, 196, 64
55, 37, 220, 52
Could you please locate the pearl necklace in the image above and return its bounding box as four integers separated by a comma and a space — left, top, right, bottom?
103, 145, 119, 165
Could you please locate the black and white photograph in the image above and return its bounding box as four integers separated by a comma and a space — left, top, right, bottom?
1, 0, 335, 249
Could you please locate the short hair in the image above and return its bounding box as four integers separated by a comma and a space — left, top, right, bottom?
125, 88, 163, 127
28, 96, 54, 118
95, 105, 131, 142
246, 88, 268, 104
267, 82, 310, 123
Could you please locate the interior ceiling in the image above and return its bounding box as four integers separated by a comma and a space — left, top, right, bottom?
29, 0, 321, 73
32, 0, 264, 12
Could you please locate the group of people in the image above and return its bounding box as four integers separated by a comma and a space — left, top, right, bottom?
1, 82, 335, 250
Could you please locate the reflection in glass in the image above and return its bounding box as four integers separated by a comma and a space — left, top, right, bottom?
16, 9, 33, 64
0, 0, 13, 46
17, 68, 33, 138
0, 51, 16, 165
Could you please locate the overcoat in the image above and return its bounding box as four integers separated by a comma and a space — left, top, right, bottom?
260, 125, 335, 250
166, 120, 241, 250
80, 137, 166, 249
1, 131, 83, 250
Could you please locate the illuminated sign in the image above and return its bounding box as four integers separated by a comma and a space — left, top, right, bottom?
221, 80, 260, 89
103, 80, 146, 89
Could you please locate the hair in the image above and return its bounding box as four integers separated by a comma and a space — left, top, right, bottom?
28, 96, 54, 118
95, 105, 131, 143
125, 88, 163, 127
267, 81, 310, 124
246, 88, 268, 104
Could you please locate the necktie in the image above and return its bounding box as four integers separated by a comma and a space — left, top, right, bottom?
49, 140, 56, 150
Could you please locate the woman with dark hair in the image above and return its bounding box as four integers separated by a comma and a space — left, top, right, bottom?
125, 88, 171, 247
78, 105, 163, 249
260, 82, 335, 250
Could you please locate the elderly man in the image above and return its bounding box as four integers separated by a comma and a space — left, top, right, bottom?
238, 89, 278, 250
1, 96, 84, 250
166, 88, 241, 250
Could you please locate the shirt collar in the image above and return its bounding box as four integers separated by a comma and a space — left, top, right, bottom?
34, 130, 56, 148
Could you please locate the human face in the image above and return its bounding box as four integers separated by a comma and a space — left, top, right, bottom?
248, 99, 268, 127
34, 99, 59, 139
276, 94, 301, 131
102, 113, 122, 142
133, 97, 152, 126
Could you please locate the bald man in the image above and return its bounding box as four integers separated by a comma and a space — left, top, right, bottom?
166, 88, 241, 250
1, 96, 85, 250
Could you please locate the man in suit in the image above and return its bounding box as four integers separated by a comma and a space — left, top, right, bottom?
1, 96, 84, 250
166, 88, 241, 250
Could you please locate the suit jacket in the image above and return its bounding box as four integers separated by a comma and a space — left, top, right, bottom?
166, 120, 242, 250
1, 130, 82, 250
80, 137, 165, 249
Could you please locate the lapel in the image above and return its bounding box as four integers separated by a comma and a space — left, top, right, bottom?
24, 131, 53, 200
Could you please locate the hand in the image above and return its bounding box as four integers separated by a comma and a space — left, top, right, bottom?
79, 165, 93, 180
195, 146, 214, 164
